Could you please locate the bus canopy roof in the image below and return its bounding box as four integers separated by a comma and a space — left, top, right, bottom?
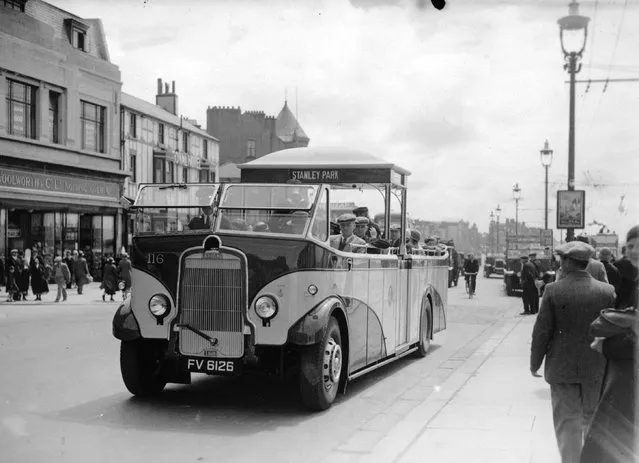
238, 147, 410, 187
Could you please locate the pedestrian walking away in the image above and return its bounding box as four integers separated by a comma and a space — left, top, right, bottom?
100, 257, 119, 302
520, 254, 538, 315
74, 251, 90, 295
530, 240, 616, 463
581, 225, 639, 463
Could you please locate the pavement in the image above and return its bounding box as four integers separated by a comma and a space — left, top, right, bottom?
324, 313, 561, 463
0, 283, 124, 307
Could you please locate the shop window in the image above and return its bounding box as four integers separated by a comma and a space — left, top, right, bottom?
182, 132, 189, 153
7, 79, 37, 139
131, 154, 137, 183
81, 100, 106, 153
183, 167, 188, 183
203, 139, 208, 159
103, 216, 115, 259
129, 113, 137, 138
48, 91, 61, 144
247, 140, 256, 159
64, 213, 79, 252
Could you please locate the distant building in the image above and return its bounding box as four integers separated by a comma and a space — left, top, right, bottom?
0, 0, 128, 277
120, 78, 219, 247
206, 100, 309, 180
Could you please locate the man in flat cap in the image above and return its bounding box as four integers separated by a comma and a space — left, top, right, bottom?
530, 241, 616, 463
330, 213, 366, 253
520, 254, 540, 315
556, 236, 609, 284
353, 206, 381, 241
389, 225, 401, 248
354, 216, 369, 241
597, 247, 620, 294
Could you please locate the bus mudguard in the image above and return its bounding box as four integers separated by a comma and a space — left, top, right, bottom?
288, 296, 345, 346
112, 298, 141, 341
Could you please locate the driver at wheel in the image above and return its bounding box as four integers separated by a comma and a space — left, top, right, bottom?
464, 253, 479, 294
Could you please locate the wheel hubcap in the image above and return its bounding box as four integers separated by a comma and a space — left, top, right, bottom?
323, 338, 342, 391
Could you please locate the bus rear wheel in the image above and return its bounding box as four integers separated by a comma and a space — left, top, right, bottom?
120, 340, 167, 397
415, 300, 432, 358
299, 316, 343, 411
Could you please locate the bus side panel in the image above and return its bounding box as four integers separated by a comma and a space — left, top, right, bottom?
367, 262, 387, 362
348, 259, 370, 372
408, 258, 425, 343
397, 264, 410, 346
382, 258, 400, 354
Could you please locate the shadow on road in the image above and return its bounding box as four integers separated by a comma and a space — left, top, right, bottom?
50, 344, 441, 436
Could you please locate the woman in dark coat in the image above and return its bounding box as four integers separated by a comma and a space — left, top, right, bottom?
5, 249, 20, 302
30, 249, 49, 301
581, 225, 639, 463
100, 257, 118, 302
17, 251, 30, 301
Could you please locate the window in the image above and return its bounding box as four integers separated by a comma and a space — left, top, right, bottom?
311, 189, 329, 242
72, 29, 86, 51
153, 156, 166, 183
158, 123, 165, 145
247, 140, 256, 158
48, 91, 60, 144
199, 170, 209, 183
182, 167, 188, 183
167, 162, 174, 183
81, 101, 105, 153
4, 0, 26, 12
203, 139, 208, 159
129, 113, 137, 138
130, 154, 137, 183
182, 132, 189, 153
7, 80, 37, 139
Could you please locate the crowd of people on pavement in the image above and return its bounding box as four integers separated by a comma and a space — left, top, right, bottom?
2, 244, 132, 303
530, 224, 638, 463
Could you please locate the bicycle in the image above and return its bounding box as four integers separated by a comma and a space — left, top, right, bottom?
465, 272, 478, 299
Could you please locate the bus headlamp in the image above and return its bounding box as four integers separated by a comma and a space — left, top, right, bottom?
149, 294, 170, 316
255, 295, 278, 320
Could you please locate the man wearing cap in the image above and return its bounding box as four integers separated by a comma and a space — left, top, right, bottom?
556, 236, 609, 284
354, 216, 369, 241
330, 214, 366, 253
389, 225, 401, 247
408, 229, 422, 252
530, 241, 616, 463
353, 206, 381, 240
5, 249, 21, 302
597, 247, 621, 294
520, 254, 540, 315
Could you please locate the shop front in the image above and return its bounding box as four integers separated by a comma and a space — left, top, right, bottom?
0, 160, 126, 281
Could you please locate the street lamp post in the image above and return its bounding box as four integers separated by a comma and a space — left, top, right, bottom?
490, 210, 495, 253
513, 183, 522, 236
558, 1, 590, 242
540, 140, 554, 230
495, 205, 501, 254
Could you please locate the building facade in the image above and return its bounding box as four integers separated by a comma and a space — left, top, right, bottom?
0, 0, 128, 278
207, 100, 309, 180
120, 79, 219, 244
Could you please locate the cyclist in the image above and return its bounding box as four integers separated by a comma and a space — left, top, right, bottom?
464, 253, 480, 295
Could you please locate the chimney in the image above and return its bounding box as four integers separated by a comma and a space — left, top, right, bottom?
156, 77, 179, 115
172, 80, 175, 93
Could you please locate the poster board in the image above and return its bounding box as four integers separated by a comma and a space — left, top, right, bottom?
557, 190, 585, 229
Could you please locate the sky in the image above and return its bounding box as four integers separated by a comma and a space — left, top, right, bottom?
58, 0, 639, 239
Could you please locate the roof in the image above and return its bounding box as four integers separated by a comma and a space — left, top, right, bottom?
121, 93, 218, 142
219, 162, 241, 180
238, 147, 411, 175
276, 101, 308, 142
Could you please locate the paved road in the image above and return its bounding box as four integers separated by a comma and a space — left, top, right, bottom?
0, 274, 519, 463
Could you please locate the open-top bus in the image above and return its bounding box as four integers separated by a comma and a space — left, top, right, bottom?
113, 147, 448, 410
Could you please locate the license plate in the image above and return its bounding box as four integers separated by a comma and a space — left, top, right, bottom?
185, 358, 241, 375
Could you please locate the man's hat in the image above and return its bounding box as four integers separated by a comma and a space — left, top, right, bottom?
253, 222, 269, 232
555, 241, 595, 262
352, 206, 369, 215
410, 230, 422, 242
520, 254, 529, 259
528, 252, 537, 258
370, 239, 391, 249
10, 249, 18, 254
336, 213, 356, 224
355, 216, 369, 225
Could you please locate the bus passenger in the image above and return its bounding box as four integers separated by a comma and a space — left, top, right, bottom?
330, 214, 366, 253
354, 217, 369, 240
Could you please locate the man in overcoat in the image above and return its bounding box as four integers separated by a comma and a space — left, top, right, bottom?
530, 241, 617, 463
520, 255, 539, 315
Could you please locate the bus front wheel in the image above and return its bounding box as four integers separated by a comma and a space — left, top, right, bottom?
299, 316, 343, 411
120, 340, 167, 397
